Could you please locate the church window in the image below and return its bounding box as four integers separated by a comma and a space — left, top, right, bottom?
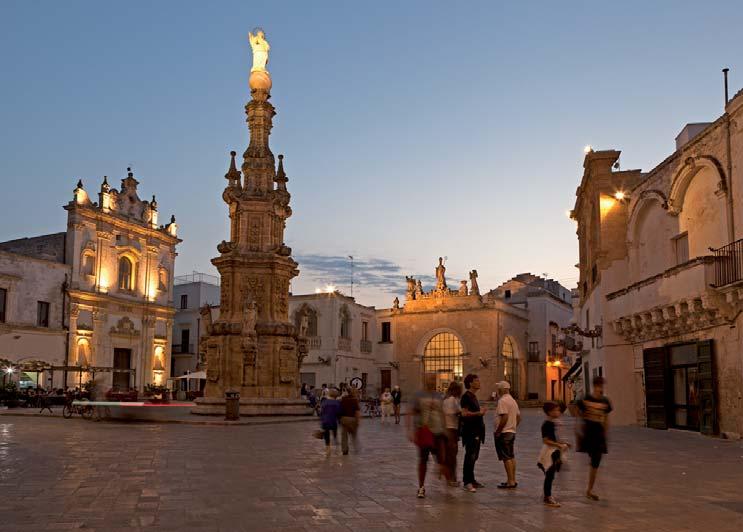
505, 289, 511, 299
423, 332, 463, 392
118, 256, 134, 291
82, 252, 95, 276
158, 267, 168, 291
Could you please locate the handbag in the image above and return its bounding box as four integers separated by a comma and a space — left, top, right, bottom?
414, 425, 435, 449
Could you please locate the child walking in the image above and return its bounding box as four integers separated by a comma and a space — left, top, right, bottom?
537, 402, 570, 507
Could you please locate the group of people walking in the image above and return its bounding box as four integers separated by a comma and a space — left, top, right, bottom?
410, 374, 612, 507
311, 374, 613, 508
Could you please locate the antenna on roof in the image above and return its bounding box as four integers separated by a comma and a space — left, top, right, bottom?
723, 68, 730, 107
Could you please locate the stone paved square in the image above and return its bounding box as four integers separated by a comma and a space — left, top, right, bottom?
1, 410, 742, 531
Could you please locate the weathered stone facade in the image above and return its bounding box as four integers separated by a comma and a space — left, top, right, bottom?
378, 260, 530, 399
572, 89, 743, 436
192, 37, 309, 415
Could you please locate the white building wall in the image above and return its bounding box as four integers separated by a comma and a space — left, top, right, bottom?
0, 250, 70, 388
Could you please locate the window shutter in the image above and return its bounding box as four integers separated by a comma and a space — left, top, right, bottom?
696, 340, 716, 435
643, 347, 668, 429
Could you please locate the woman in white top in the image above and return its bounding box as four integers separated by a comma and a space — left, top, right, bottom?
442, 381, 463, 487
380, 388, 394, 424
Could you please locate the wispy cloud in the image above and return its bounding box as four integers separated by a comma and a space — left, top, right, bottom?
295, 254, 435, 294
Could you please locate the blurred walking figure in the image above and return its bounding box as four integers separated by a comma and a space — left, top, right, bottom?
391, 385, 402, 424
442, 381, 462, 487
320, 389, 341, 456
460, 374, 487, 492
380, 387, 394, 424
340, 387, 361, 455
408, 386, 448, 498
494, 381, 521, 489
577, 376, 613, 501
538, 402, 570, 508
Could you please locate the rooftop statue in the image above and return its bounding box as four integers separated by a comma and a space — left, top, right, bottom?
249, 29, 270, 73
435, 257, 447, 290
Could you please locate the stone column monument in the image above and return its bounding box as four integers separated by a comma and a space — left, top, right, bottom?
193, 29, 311, 415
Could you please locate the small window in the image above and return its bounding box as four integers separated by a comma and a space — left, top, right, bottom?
180, 294, 188, 309
361, 321, 369, 341
674, 232, 689, 265
591, 264, 598, 284
381, 321, 391, 343
528, 341, 539, 361
0, 288, 7, 323
505, 289, 511, 299
37, 301, 50, 328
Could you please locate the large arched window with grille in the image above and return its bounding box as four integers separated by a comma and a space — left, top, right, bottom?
423, 332, 464, 392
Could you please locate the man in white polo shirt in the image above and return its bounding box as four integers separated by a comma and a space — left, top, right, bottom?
493, 381, 521, 489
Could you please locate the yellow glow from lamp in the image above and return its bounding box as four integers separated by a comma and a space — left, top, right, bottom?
324, 284, 336, 294
599, 195, 616, 216
614, 191, 626, 201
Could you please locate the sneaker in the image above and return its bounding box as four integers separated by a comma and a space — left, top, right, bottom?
544, 496, 561, 508
472, 481, 486, 489
417, 487, 426, 498
464, 483, 477, 493
586, 492, 600, 501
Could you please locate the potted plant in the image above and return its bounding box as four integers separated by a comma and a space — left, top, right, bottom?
144, 383, 170, 404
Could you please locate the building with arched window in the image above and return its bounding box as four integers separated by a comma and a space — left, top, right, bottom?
0, 168, 180, 391
572, 89, 743, 435
375, 259, 572, 399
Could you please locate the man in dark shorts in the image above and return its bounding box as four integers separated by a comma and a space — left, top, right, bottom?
460, 374, 487, 492
493, 381, 520, 489
577, 376, 613, 501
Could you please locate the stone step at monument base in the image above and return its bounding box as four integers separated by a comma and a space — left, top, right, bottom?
192, 397, 313, 416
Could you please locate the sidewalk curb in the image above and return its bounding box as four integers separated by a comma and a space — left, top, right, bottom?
0, 410, 319, 426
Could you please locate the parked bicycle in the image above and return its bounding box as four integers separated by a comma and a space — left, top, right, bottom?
362, 398, 381, 418
62, 397, 93, 419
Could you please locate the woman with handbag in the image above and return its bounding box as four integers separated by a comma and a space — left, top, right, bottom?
408, 387, 447, 498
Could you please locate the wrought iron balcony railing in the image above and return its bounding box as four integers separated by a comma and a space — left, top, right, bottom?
712, 238, 743, 287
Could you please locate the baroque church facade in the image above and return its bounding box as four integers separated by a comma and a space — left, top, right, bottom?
0, 170, 179, 391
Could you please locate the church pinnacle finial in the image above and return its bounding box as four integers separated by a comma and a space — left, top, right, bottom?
225, 150, 241, 185
276, 154, 287, 179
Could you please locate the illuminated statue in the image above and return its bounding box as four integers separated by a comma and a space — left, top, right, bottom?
249, 29, 270, 73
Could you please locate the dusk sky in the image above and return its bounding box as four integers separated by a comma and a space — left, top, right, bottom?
1, 1, 741, 308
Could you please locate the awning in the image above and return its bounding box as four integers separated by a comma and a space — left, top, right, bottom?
562, 358, 582, 382
175, 371, 206, 380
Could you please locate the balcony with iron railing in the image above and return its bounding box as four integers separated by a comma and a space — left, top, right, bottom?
360, 339, 372, 353
712, 238, 743, 287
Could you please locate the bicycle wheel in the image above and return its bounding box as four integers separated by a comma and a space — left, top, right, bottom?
81, 405, 94, 420
62, 404, 73, 419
